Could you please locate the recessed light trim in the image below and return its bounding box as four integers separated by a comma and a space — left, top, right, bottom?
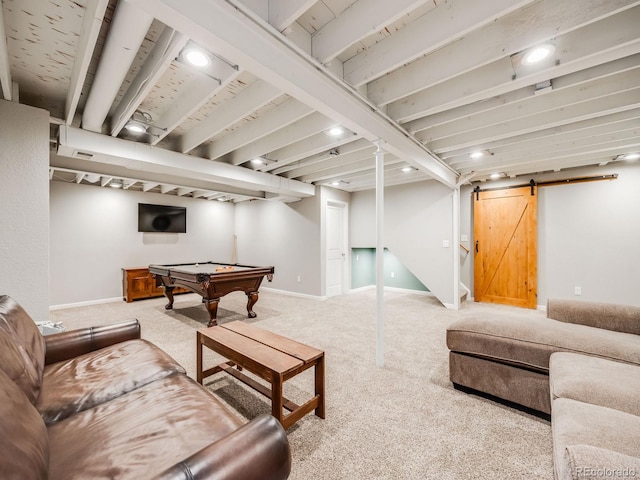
125, 122, 146, 134
622, 153, 640, 161
490, 172, 503, 180
522, 44, 555, 65
184, 48, 210, 67
470, 151, 484, 159
328, 126, 344, 137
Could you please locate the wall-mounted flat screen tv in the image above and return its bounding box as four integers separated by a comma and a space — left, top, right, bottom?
138, 203, 186, 233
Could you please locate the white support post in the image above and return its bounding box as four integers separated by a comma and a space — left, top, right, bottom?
453, 187, 461, 310
375, 140, 385, 367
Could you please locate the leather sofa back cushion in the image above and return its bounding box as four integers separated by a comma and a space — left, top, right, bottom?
0, 296, 46, 403
0, 368, 49, 479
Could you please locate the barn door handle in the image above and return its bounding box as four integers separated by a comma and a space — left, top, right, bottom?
475, 241, 479, 253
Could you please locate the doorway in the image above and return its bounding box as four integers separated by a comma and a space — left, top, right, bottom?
473, 186, 537, 308
325, 201, 348, 297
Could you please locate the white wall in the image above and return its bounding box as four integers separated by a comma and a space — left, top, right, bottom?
49, 181, 235, 306
0, 101, 50, 322
234, 192, 323, 295
351, 180, 455, 306
461, 163, 640, 307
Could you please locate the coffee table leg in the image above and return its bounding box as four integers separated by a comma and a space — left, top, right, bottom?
272, 373, 284, 425
196, 332, 203, 384
315, 354, 326, 419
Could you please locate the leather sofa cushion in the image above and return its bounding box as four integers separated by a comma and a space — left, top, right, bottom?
552, 398, 640, 480
37, 339, 186, 424
0, 295, 46, 404
0, 368, 48, 479
550, 352, 640, 416
47, 373, 242, 480
447, 314, 640, 372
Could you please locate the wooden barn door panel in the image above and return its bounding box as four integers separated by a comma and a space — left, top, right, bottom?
474, 186, 537, 309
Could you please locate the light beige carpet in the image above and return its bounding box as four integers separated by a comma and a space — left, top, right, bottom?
51, 289, 553, 479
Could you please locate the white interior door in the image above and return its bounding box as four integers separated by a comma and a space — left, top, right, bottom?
326, 202, 347, 297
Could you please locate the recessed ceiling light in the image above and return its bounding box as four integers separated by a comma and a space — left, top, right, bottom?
470, 151, 484, 159
331, 181, 340, 186
184, 48, 210, 67
328, 126, 344, 137
251, 157, 264, 164
622, 153, 640, 161
125, 122, 146, 134
401, 166, 416, 173
109, 179, 123, 188
490, 172, 503, 180
522, 44, 555, 65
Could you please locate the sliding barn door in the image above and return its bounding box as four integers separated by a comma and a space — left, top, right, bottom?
474, 186, 537, 309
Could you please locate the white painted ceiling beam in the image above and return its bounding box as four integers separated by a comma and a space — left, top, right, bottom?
422, 69, 640, 142
405, 53, 640, 134
111, 27, 188, 137
391, 13, 640, 124
180, 79, 281, 153
368, 0, 640, 106
438, 110, 640, 159
318, 159, 408, 188
343, 0, 535, 87
446, 117, 640, 164
451, 129, 640, 170
0, 2, 12, 101
260, 132, 360, 172
311, 0, 424, 64
299, 155, 401, 184
81, 0, 154, 132
225, 112, 336, 166
142, 182, 158, 192
426, 88, 640, 153
150, 75, 225, 146
268, 0, 316, 32
288, 145, 377, 180
57, 125, 315, 198
65, 0, 109, 124
208, 97, 313, 159
276, 138, 372, 176
133, 0, 457, 186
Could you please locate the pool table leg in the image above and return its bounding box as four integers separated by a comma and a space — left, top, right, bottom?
205, 298, 219, 327
246, 291, 259, 318
163, 286, 175, 310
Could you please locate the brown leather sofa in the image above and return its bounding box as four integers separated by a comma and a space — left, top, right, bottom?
0, 295, 291, 480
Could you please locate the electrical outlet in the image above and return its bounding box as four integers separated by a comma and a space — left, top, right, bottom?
574, 286, 582, 296
391, 272, 395, 279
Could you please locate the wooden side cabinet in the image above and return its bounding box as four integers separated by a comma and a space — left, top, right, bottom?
122, 267, 189, 303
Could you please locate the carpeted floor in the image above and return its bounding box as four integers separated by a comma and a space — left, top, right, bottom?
50, 289, 553, 479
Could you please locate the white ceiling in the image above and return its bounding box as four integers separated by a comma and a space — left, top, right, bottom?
2, 0, 639, 202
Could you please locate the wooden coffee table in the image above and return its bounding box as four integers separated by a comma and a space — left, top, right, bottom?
197, 321, 325, 429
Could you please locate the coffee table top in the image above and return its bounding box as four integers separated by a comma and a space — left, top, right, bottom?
199, 321, 324, 375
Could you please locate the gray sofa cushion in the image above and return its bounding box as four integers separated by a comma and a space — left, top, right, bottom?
562, 445, 640, 480
447, 314, 640, 372
550, 352, 640, 416
548, 298, 640, 335
552, 398, 640, 480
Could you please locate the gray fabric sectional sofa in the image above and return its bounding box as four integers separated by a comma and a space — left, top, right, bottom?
446, 298, 640, 479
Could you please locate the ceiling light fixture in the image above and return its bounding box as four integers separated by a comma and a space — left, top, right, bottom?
109, 179, 123, 188
470, 151, 484, 159
327, 126, 344, 137
401, 166, 417, 173
183, 47, 210, 67
251, 157, 265, 165
522, 44, 555, 65
125, 122, 146, 134
621, 153, 640, 161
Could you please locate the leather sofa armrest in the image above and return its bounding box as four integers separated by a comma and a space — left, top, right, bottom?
155, 414, 291, 480
547, 298, 640, 335
44, 319, 141, 365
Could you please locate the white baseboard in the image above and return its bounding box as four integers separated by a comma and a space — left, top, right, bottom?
49, 296, 123, 311
261, 287, 326, 301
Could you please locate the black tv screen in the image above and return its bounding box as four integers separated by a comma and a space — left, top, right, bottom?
138, 203, 186, 233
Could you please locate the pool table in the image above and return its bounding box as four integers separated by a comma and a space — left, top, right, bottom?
149, 262, 274, 326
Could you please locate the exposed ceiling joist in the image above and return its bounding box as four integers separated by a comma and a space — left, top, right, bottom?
0, 2, 12, 100
134, 0, 457, 187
